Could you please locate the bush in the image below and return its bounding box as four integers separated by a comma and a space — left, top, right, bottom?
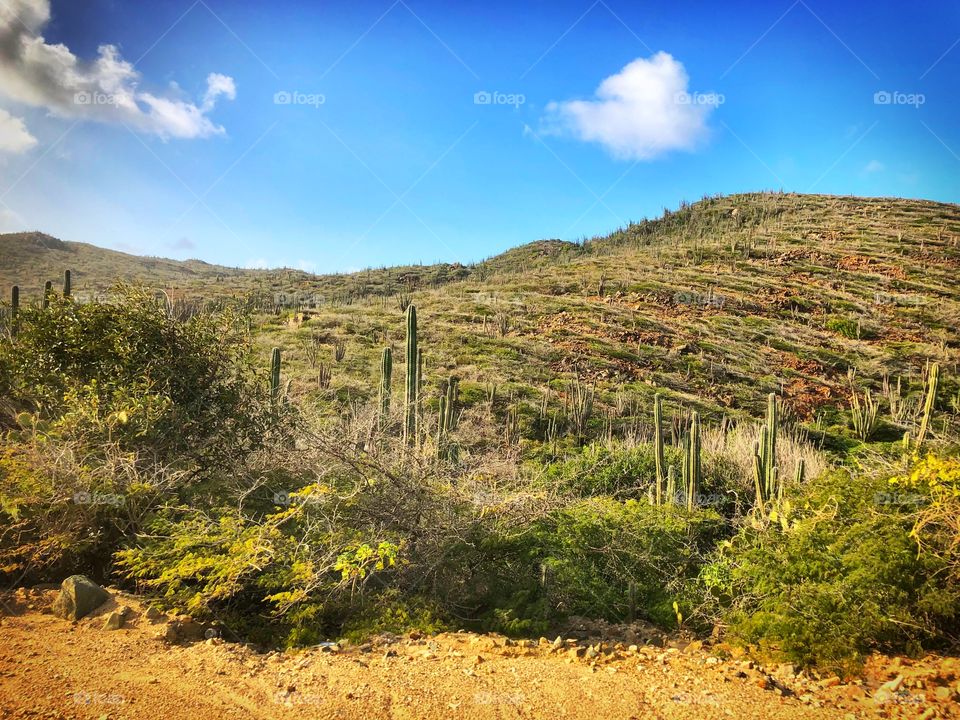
0, 288, 289, 579
693, 458, 960, 674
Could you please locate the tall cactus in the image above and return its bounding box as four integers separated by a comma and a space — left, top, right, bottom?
436, 377, 458, 456
379, 347, 393, 419
653, 394, 666, 506
42, 280, 52, 309
916, 362, 940, 448
403, 305, 419, 445
10, 285, 19, 336
62, 269, 71, 298
753, 393, 781, 512
685, 411, 702, 511
270, 347, 281, 403
666, 465, 677, 504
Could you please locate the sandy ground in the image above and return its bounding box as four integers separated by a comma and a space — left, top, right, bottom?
0, 587, 957, 719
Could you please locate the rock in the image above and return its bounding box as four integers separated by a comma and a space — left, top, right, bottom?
50, 576, 110, 621
820, 676, 841, 688
934, 685, 954, 702
551, 636, 563, 651
144, 606, 165, 622
161, 616, 205, 643
102, 611, 124, 631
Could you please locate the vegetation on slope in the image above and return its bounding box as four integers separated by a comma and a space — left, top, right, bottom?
1, 192, 959, 672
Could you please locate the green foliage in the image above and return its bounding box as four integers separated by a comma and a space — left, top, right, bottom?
0, 286, 290, 577
696, 462, 960, 674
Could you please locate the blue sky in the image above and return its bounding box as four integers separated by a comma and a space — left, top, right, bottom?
0, 0, 957, 273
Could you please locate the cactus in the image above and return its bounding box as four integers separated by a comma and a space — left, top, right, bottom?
10, 285, 19, 336
379, 347, 392, 419
850, 387, 879, 440
795, 458, 805, 486
42, 280, 52, 309
436, 377, 458, 457
666, 465, 676, 505
916, 362, 940, 448
63, 269, 71, 297
653, 394, 666, 506
270, 347, 281, 402
753, 394, 781, 513
403, 305, 419, 445
684, 411, 701, 511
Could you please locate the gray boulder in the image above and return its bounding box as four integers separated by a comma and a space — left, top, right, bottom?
50, 575, 110, 621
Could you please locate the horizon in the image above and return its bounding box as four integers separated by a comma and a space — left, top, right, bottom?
0, 0, 958, 272
2, 188, 958, 275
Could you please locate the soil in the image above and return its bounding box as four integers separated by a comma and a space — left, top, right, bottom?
1, 587, 957, 719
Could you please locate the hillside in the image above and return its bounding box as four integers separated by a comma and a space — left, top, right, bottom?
245, 192, 960, 430
4, 192, 959, 426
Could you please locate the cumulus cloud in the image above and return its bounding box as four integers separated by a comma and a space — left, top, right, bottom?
0, 108, 37, 152
0, 0, 235, 139
542, 52, 716, 161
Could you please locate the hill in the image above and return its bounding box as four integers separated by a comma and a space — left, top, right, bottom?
3, 192, 959, 424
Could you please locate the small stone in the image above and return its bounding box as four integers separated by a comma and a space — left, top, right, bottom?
934, 686, 953, 702
102, 611, 124, 631
551, 636, 563, 651
144, 606, 164, 622
820, 676, 841, 688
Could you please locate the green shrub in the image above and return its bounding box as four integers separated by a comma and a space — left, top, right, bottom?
694, 461, 960, 674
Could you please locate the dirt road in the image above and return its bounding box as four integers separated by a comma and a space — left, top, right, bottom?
0, 588, 956, 719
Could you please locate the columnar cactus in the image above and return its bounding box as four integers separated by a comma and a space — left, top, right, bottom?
403, 305, 419, 445
63, 269, 71, 298
42, 280, 52, 309
685, 411, 702, 511
379, 347, 392, 419
653, 394, 666, 506
753, 393, 781, 512
436, 377, 458, 456
666, 466, 676, 505
916, 362, 940, 448
10, 285, 19, 336
270, 347, 281, 402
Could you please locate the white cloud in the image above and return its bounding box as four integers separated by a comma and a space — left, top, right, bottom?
864, 160, 884, 173
541, 52, 715, 161
0, 0, 235, 139
0, 108, 37, 152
